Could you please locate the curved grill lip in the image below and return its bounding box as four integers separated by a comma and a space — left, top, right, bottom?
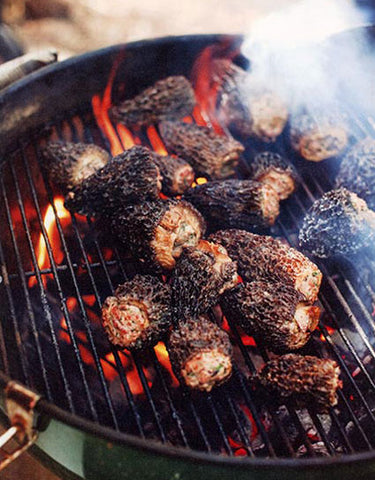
1, 31, 375, 471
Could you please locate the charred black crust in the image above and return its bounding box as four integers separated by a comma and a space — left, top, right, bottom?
110, 76, 196, 126
221, 281, 312, 352
64, 146, 160, 216
168, 315, 232, 384
256, 353, 341, 412
335, 138, 375, 210
159, 120, 244, 179
184, 179, 278, 232
299, 188, 375, 257
151, 152, 194, 196
171, 243, 237, 320
250, 151, 299, 185
102, 274, 172, 350
40, 140, 110, 192
111, 199, 205, 272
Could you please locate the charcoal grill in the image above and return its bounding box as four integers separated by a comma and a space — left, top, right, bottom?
0, 32, 375, 480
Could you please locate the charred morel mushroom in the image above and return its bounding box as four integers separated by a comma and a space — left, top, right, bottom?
299, 188, 375, 258
184, 179, 280, 231
221, 281, 320, 352
110, 76, 196, 126
256, 354, 342, 412
213, 59, 288, 142
249, 151, 299, 200
64, 146, 161, 216
102, 275, 171, 350
290, 109, 348, 161
168, 315, 233, 392
111, 199, 205, 271
171, 240, 238, 319
151, 153, 195, 196
41, 141, 110, 192
159, 120, 244, 179
210, 229, 322, 303
335, 137, 375, 210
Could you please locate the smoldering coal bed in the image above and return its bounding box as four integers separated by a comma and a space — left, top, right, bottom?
0, 35, 375, 461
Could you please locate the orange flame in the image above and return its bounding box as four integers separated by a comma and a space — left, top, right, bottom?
227, 404, 258, 455
29, 197, 70, 288
154, 341, 179, 387
146, 125, 168, 155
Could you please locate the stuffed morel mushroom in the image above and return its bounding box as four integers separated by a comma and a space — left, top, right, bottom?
171, 240, 238, 319
159, 120, 244, 179
151, 153, 195, 196
184, 179, 280, 232
210, 229, 322, 303
255, 353, 342, 412
102, 275, 172, 350
110, 76, 196, 126
299, 188, 375, 258
168, 315, 233, 392
221, 281, 320, 352
111, 199, 205, 271
41, 140, 110, 192
64, 146, 162, 217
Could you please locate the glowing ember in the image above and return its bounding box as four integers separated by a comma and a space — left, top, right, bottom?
154, 342, 179, 387
227, 404, 258, 454
29, 197, 70, 288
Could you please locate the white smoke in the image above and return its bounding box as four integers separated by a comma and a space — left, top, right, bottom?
241, 0, 373, 112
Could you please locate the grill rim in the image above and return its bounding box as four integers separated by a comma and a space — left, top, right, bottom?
1, 31, 375, 471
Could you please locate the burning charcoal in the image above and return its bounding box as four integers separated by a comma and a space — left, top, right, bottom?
214, 59, 288, 142
110, 76, 196, 126
159, 120, 244, 179
111, 199, 205, 271
151, 152, 195, 196
102, 275, 171, 350
249, 151, 299, 200
335, 137, 375, 210
184, 179, 280, 232
168, 315, 232, 392
290, 109, 348, 161
255, 354, 342, 412
210, 229, 322, 303
171, 240, 238, 320
299, 188, 375, 258
41, 140, 110, 192
221, 281, 320, 352
64, 146, 161, 216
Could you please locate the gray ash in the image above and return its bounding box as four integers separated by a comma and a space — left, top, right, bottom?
299, 188, 375, 258
110, 76, 196, 126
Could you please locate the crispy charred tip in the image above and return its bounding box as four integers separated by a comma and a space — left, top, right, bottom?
210, 229, 322, 303
41, 140, 110, 192
221, 281, 320, 352
335, 137, 375, 210
184, 179, 280, 232
256, 353, 342, 412
110, 76, 196, 126
159, 120, 244, 179
250, 151, 299, 200
151, 152, 195, 196
299, 188, 375, 258
171, 239, 238, 320
64, 146, 161, 216
111, 199, 205, 272
101, 274, 172, 350
168, 315, 233, 392
290, 110, 348, 161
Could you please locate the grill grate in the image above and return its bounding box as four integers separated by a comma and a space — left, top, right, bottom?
0, 99, 375, 459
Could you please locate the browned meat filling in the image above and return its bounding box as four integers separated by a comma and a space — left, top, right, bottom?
257, 169, 296, 200
248, 92, 288, 142
260, 184, 280, 225
151, 203, 203, 270
182, 348, 232, 392
70, 147, 110, 185
172, 164, 195, 194
299, 128, 348, 162
102, 298, 149, 348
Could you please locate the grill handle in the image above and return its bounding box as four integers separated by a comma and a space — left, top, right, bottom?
0, 381, 41, 471
0, 49, 58, 91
